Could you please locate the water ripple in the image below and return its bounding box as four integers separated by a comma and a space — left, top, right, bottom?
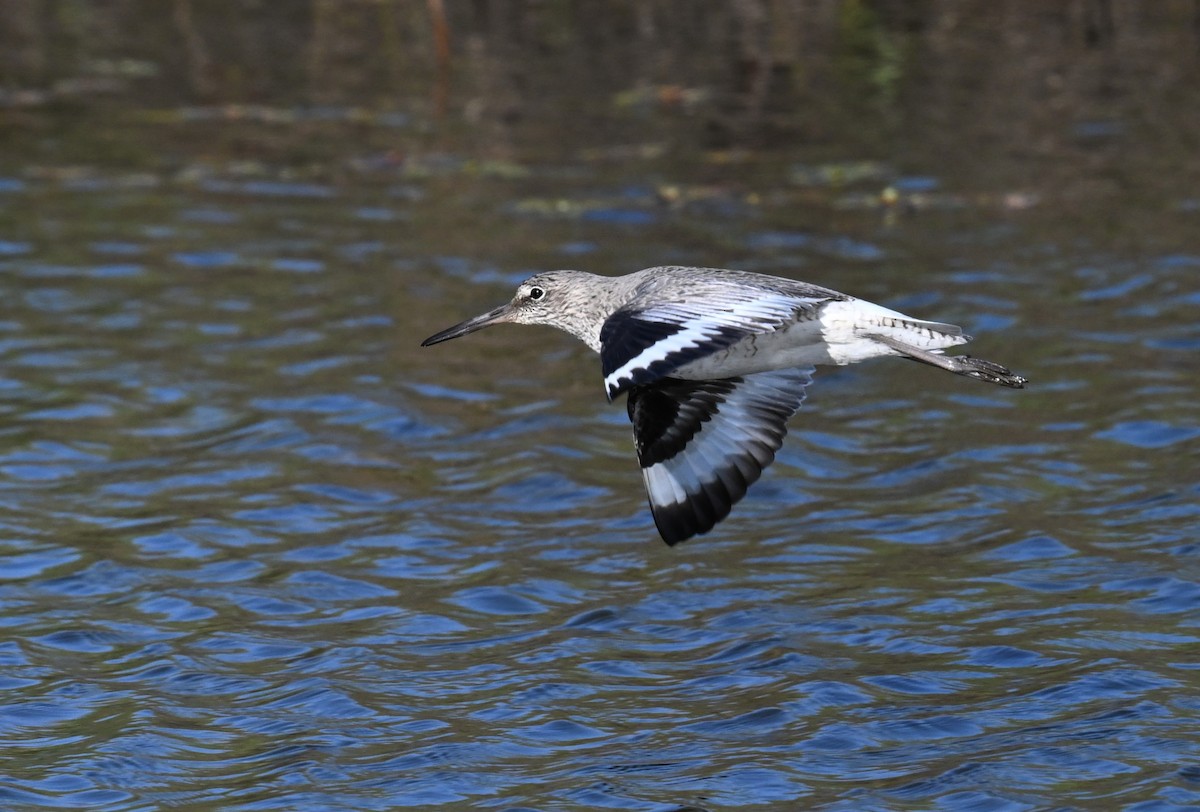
1, 94, 1197, 812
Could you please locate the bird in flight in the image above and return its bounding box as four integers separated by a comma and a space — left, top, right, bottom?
422, 266, 1026, 545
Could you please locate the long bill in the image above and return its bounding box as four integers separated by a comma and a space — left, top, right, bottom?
420, 303, 515, 347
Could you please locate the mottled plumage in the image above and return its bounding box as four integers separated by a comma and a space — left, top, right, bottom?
422, 266, 1026, 545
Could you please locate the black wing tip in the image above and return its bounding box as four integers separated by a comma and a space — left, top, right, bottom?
653, 507, 708, 546
658, 527, 694, 547
649, 475, 743, 546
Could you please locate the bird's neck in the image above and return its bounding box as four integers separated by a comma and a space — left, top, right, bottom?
556, 272, 621, 354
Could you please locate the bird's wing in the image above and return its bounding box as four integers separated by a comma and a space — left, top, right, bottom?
600, 287, 827, 400
626, 367, 814, 545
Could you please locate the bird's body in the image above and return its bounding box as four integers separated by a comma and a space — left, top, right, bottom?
422, 266, 1025, 545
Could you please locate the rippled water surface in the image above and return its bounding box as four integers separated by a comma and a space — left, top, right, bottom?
3, 7, 1200, 811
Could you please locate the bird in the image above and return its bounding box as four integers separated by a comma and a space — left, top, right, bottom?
421, 266, 1026, 545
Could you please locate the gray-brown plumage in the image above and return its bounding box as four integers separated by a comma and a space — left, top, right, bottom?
423, 266, 1025, 544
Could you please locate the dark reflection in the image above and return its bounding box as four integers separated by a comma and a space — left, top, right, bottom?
1, 2, 1196, 157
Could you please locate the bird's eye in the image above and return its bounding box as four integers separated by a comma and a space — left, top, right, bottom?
528, 287, 545, 301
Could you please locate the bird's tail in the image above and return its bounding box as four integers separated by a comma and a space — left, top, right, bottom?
868, 333, 1027, 389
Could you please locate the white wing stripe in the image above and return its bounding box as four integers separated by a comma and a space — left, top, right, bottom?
603, 292, 823, 397
604, 314, 729, 395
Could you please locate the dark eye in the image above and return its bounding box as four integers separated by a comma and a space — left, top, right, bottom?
529, 287, 545, 301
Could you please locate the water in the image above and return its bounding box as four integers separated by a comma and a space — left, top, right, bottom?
2, 5, 1200, 810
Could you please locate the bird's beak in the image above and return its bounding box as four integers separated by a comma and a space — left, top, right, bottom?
421, 303, 516, 347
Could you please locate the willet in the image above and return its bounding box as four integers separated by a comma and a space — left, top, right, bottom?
422, 266, 1026, 545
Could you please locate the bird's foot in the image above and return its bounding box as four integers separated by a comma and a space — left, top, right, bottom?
954, 356, 1027, 388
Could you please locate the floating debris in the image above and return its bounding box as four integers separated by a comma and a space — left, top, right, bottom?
578, 143, 668, 162
158, 105, 411, 128
613, 84, 713, 112
789, 161, 893, 188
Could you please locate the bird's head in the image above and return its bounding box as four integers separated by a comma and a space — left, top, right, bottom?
421, 270, 599, 347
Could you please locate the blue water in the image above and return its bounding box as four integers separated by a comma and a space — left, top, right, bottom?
2, 53, 1200, 812
0, 157, 1195, 810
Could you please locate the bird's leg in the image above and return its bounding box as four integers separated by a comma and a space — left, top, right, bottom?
867, 333, 1027, 389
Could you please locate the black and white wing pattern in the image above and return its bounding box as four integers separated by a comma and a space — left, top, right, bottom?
626, 368, 814, 545
600, 287, 830, 400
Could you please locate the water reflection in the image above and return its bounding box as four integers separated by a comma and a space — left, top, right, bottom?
2, 3, 1199, 810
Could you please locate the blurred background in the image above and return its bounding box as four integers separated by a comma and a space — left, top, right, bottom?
1, 2, 1198, 810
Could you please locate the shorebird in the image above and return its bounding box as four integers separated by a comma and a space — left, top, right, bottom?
422, 266, 1026, 545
